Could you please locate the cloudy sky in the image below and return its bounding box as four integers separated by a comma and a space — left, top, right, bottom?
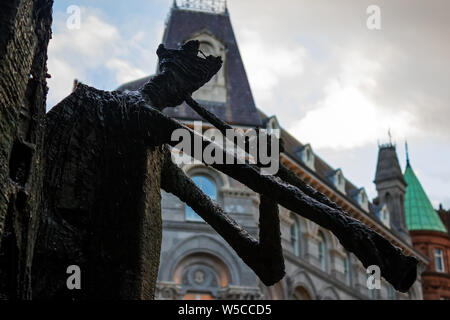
47, 0, 450, 208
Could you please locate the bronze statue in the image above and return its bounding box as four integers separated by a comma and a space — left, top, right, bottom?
33, 40, 418, 299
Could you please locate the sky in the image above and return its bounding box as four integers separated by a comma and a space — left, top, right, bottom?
46, 0, 450, 208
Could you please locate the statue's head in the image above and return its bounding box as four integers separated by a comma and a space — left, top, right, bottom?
142, 40, 222, 109
157, 40, 222, 88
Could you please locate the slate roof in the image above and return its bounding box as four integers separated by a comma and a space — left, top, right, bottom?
374, 144, 406, 186
404, 163, 447, 232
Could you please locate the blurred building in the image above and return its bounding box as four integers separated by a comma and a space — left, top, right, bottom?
118, 0, 426, 300
403, 152, 450, 299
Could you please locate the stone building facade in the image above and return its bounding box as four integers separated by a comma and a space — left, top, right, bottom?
118, 0, 426, 300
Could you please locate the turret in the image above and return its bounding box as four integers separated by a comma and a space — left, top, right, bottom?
374, 143, 409, 238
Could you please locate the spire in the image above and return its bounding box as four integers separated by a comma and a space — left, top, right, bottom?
404, 164, 447, 233
405, 141, 410, 168
374, 143, 409, 237
374, 144, 405, 185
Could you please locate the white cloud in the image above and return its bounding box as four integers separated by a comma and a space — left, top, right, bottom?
238, 29, 307, 102
46, 57, 79, 104
289, 52, 417, 149
50, 15, 121, 60
47, 7, 156, 108
106, 58, 147, 84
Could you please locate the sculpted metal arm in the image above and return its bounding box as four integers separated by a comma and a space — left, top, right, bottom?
134, 41, 418, 292
182, 93, 419, 292
128, 98, 418, 292
161, 147, 285, 286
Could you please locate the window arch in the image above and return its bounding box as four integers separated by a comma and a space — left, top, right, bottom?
385, 192, 392, 205
317, 231, 328, 272
290, 216, 301, 257
185, 174, 217, 222
173, 252, 231, 300
292, 286, 312, 300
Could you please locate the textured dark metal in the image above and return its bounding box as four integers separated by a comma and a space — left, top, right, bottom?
0, 0, 53, 300
140, 41, 222, 110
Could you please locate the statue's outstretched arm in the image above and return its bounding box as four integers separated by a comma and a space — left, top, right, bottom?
127, 40, 418, 292
160, 147, 285, 286
143, 111, 418, 292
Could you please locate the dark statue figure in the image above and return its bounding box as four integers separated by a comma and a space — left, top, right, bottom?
32, 40, 418, 299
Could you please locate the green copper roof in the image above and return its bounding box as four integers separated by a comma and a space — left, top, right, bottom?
404, 164, 447, 232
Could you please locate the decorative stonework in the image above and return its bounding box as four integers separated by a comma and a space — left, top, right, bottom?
176, 0, 227, 14
217, 286, 264, 300
221, 187, 257, 198
156, 282, 183, 300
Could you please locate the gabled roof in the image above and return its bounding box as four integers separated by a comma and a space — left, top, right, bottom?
404, 163, 447, 232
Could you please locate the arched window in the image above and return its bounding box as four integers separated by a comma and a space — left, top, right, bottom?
173, 252, 230, 300
343, 252, 352, 286
385, 192, 391, 205
290, 217, 301, 257
292, 286, 311, 300
318, 231, 328, 272
185, 175, 217, 222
